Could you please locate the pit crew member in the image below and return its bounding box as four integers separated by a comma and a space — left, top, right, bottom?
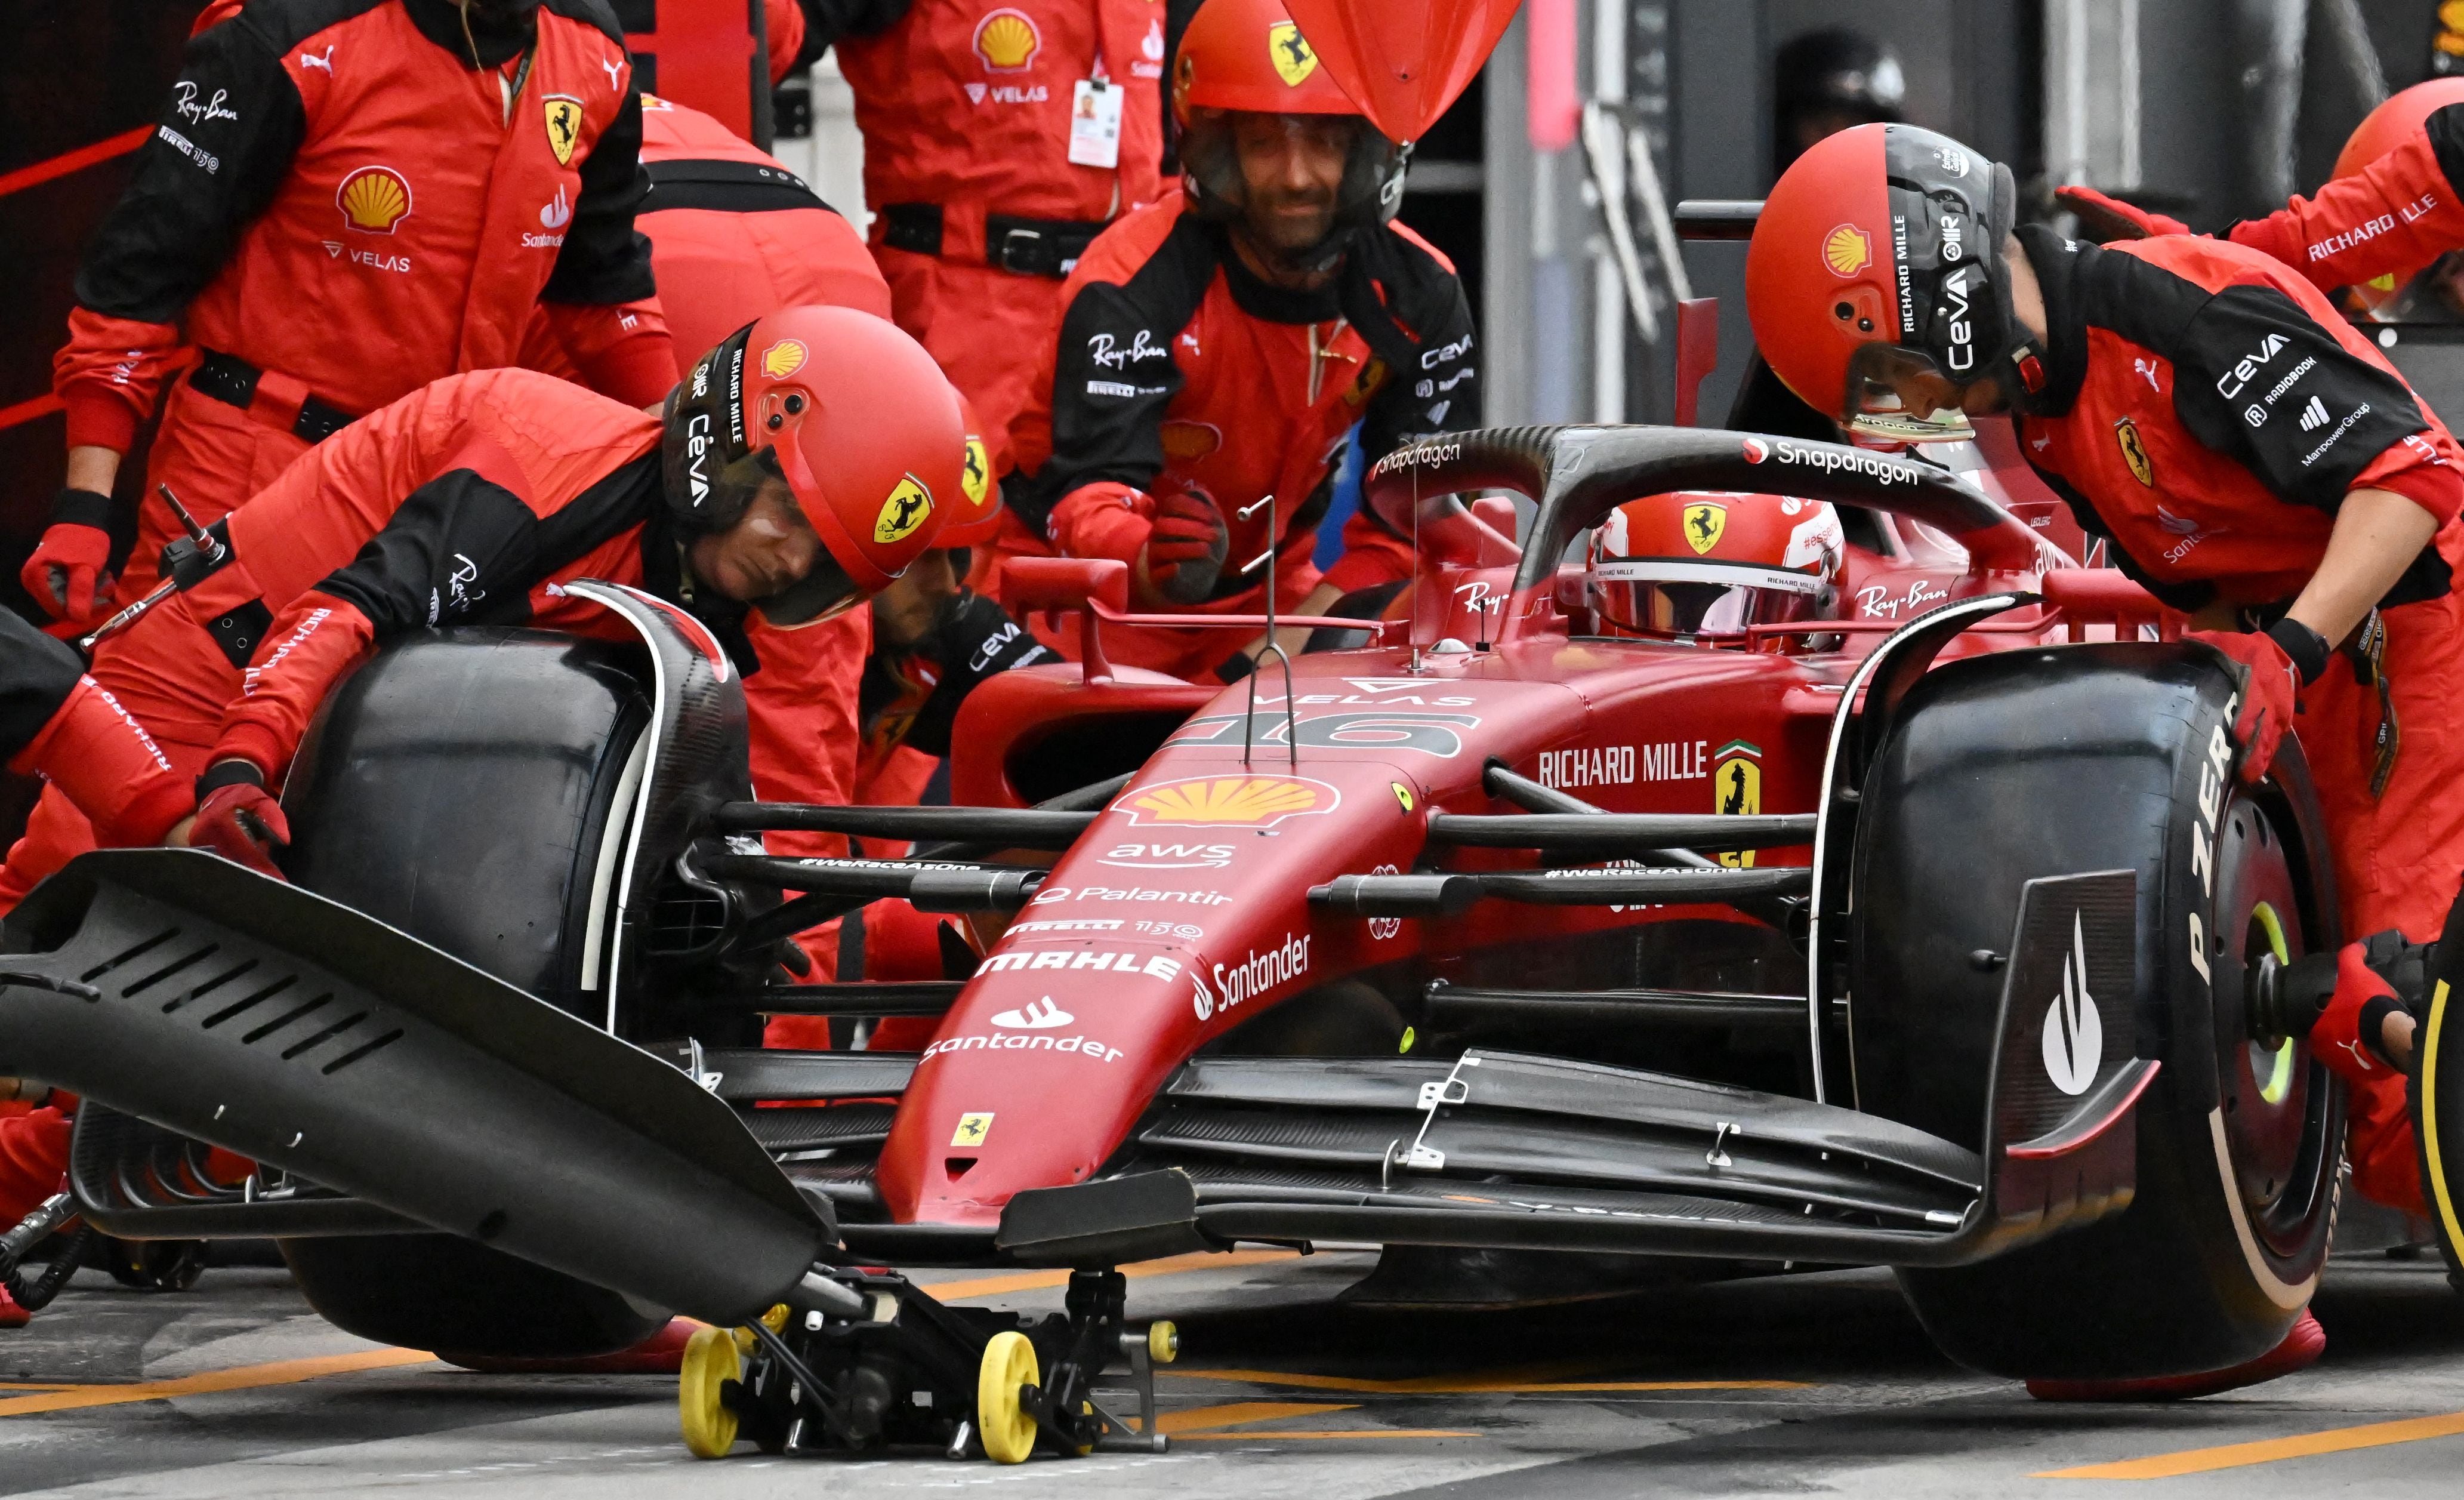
0, 306, 963, 905
31, 0, 676, 624
1748, 121, 2464, 1391
997, 0, 1479, 680
791, 0, 1167, 470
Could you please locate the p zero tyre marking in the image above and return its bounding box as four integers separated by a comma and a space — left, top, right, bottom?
2424, 981, 2464, 1259
2206, 1106, 2315, 1310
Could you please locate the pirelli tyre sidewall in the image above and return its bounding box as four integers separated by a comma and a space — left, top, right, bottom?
1852, 642, 2342, 1381
2409, 886, 2464, 1293
275, 629, 670, 1358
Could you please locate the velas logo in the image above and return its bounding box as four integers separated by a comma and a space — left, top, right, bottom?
961, 435, 992, 510
1268, 20, 1318, 85
874, 476, 934, 544
1823, 222, 1871, 276
991, 996, 1074, 1030
336, 165, 411, 233
973, 8, 1041, 72
1682, 501, 1727, 555
1741, 436, 1769, 463
761, 339, 808, 379
542, 95, 584, 165
1119, 774, 1340, 827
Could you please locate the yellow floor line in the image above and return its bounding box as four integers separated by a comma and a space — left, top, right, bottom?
2037, 1409, 2464, 1479
1156, 1400, 1356, 1434
0, 1348, 437, 1418
915, 1248, 1300, 1301
1169, 1367, 1812, 1394
1175, 1428, 1481, 1441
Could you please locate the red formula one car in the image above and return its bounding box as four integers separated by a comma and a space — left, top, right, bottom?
0, 424, 2344, 1463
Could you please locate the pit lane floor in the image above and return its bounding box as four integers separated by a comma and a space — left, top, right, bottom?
4, 1242, 2464, 1496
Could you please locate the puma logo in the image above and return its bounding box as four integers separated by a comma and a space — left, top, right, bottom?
298, 45, 334, 71
600, 55, 622, 91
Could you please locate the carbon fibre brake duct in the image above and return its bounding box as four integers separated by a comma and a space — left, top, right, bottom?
0, 848, 834, 1326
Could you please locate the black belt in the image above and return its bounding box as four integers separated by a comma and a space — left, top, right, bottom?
880, 202, 1107, 278
188, 351, 357, 444
640, 157, 834, 216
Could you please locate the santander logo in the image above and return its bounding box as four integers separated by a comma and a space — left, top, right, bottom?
991, 996, 1075, 1031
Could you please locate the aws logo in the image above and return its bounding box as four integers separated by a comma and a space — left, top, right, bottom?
1117, 774, 1339, 827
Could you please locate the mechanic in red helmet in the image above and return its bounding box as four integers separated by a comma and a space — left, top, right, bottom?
1748, 121, 2464, 1394
2062, 79, 2464, 317
0, 306, 963, 907
997, 0, 1479, 681
783, 0, 1167, 475
29, 0, 677, 627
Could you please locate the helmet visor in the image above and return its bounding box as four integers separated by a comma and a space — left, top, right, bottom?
751, 545, 865, 628
1182, 110, 1402, 236
1841, 341, 1978, 443
1588, 560, 1825, 639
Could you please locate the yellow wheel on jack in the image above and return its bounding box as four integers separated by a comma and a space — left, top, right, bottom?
976, 1330, 1040, 1465
1147, 1320, 1179, 1364
679, 1323, 742, 1459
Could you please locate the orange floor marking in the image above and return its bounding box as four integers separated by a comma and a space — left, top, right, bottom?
0, 1348, 436, 1417
1170, 1366, 1811, 1394
915, 1248, 1300, 1301
1174, 1428, 1481, 1441
2037, 1409, 2464, 1479
1155, 1400, 1357, 1434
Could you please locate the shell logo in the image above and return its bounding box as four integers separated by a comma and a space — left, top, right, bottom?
874, 475, 935, 544
1822, 222, 1871, 276
1120, 774, 1340, 827
1268, 20, 1319, 86
336, 165, 411, 233
761, 339, 808, 379
1160, 420, 1222, 460
972, 8, 1041, 73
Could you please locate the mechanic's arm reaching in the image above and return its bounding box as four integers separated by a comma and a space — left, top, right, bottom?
0, 611, 190, 848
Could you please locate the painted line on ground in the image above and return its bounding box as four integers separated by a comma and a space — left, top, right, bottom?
1157, 1400, 1356, 1434
0, 1348, 436, 1417
2037, 1409, 2464, 1479
1169, 1367, 1812, 1394
915, 1248, 1300, 1301
1176, 1428, 1482, 1441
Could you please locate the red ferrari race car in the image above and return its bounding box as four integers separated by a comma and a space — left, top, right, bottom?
0, 422, 2352, 1464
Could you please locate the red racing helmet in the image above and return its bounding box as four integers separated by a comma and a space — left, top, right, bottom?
664, 306, 964, 623
1586, 490, 1844, 643
2332, 79, 2464, 318
1171, 0, 1405, 265
1744, 123, 2036, 439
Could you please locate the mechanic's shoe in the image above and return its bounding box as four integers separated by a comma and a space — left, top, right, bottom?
0, 1285, 27, 1330
2024, 1309, 2324, 1402
437, 1316, 698, 1375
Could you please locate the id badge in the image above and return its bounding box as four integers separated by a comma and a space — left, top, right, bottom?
1069, 77, 1124, 169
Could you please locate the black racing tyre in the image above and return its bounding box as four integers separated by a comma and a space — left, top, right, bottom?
273, 630, 670, 1358
1851, 643, 2343, 1381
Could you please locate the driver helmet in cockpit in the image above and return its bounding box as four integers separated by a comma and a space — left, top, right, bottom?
1587, 489, 1845, 643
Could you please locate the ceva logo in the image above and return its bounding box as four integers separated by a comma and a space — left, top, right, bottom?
2040, 911, 2102, 1096
991, 997, 1074, 1031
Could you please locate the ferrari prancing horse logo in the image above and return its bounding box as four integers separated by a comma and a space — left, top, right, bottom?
543, 95, 584, 165
1268, 20, 1319, 85
2115, 417, 2155, 487
875, 476, 935, 544
1713, 739, 1761, 870
1683, 501, 1727, 555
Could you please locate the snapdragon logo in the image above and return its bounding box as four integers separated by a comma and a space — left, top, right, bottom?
1741, 437, 1921, 486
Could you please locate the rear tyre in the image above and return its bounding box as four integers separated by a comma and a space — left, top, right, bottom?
1852, 644, 2342, 1380
275, 631, 668, 1359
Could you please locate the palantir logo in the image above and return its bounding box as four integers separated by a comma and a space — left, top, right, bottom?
2040, 911, 2102, 1096
991, 997, 1074, 1031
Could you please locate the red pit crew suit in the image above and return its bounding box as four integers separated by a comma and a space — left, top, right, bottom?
998, 192, 1478, 679
47, 0, 673, 605
0, 610, 199, 1236
517, 92, 891, 986
813, 0, 1167, 468
2013, 227, 2464, 1215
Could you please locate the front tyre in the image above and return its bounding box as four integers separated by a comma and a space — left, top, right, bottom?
1851, 644, 2342, 1380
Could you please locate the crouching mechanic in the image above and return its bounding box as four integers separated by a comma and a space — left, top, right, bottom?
997, 0, 1477, 680
1748, 121, 2464, 1394
0, 305, 964, 905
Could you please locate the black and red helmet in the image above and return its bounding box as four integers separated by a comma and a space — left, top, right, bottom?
1745, 122, 2039, 439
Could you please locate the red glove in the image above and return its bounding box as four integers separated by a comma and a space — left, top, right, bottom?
2187, 621, 2323, 784
2309, 940, 2406, 1085
1146, 488, 1229, 604
19, 494, 115, 623
2053, 185, 2189, 242
189, 763, 291, 880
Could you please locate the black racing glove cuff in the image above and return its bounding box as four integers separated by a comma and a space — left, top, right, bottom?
2359, 992, 2411, 1070
50, 486, 115, 531
193, 760, 267, 800
2266, 617, 2331, 688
